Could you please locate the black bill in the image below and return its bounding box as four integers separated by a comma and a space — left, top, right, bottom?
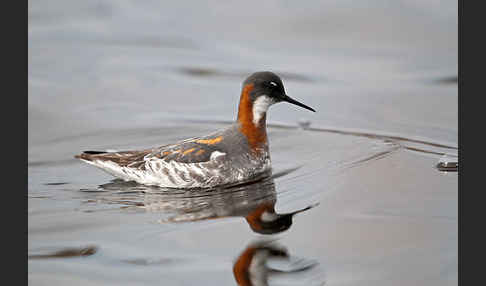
283, 95, 316, 112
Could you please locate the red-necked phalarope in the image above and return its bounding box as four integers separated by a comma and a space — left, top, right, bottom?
75, 71, 315, 188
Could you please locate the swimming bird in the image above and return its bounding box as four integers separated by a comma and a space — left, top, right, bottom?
75, 71, 315, 188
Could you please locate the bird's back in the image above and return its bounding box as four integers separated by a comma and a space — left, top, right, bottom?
75, 123, 271, 188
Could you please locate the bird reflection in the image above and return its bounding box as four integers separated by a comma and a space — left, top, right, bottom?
244, 201, 314, 235
233, 240, 319, 286
91, 171, 316, 235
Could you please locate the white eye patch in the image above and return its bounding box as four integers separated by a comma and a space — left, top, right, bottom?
269, 81, 278, 87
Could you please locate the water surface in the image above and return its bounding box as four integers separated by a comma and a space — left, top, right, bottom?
29, 1, 457, 285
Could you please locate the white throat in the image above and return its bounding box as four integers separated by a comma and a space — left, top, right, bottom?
252, 95, 274, 125
260, 210, 279, 222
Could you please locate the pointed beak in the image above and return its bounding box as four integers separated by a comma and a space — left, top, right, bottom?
282, 94, 316, 112
284, 202, 319, 217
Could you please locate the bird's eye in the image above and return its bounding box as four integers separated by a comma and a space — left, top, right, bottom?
269, 81, 278, 87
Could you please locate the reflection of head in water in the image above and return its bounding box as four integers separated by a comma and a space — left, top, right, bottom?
245, 202, 315, 235
233, 240, 319, 286
95, 174, 316, 235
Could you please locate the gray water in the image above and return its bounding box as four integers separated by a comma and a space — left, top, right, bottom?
28, 1, 457, 285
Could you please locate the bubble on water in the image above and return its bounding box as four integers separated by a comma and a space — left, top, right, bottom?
436, 154, 458, 172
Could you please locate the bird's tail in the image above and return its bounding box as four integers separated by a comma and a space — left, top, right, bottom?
74, 151, 108, 161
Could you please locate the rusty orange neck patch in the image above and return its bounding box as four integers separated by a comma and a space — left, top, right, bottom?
237, 83, 268, 153
233, 246, 257, 286
245, 203, 275, 231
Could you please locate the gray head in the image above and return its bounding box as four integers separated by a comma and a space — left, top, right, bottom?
241, 71, 316, 114
246, 202, 317, 235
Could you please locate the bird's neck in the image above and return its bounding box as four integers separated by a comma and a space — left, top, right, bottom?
237, 84, 268, 153
233, 246, 257, 286
245, 203, 276, 230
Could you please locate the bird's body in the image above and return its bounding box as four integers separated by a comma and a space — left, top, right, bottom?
76, 123, 271, 188
75, 71, 315, 188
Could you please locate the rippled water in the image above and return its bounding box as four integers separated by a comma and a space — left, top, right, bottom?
29, 1, 457, 285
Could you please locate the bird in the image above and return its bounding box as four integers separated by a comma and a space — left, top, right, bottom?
75, 71, 315, 189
